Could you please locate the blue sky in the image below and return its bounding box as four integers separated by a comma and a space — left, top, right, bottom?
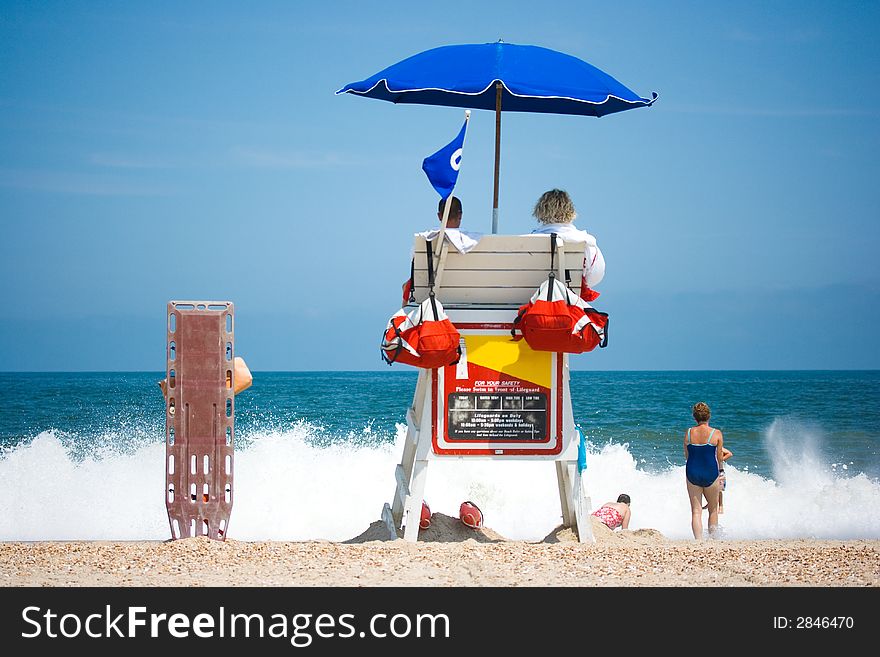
1, 1, 878, 371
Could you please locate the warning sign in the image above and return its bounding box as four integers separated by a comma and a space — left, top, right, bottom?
433, 330, 562, 456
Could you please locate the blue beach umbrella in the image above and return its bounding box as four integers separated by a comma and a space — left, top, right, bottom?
337, 40, 657, 232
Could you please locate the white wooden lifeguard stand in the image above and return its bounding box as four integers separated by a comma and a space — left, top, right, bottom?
383, 234, 595, 543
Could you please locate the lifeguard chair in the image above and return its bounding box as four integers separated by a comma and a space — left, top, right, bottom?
384, 234, 596, 542
164, 301, 236, 540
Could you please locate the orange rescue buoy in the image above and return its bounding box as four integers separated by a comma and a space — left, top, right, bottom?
459, 501, 483, 529
420, 501, 432, 529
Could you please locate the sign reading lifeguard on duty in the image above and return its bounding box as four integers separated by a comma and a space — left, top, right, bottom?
432, 327, 563, 456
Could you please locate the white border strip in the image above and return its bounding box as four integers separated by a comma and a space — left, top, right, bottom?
336, 79, 657, 107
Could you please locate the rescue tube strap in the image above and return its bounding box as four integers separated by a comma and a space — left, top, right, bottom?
426, 238, 436, 288
426, 239, 440, 319
574, 309, 609, 348
547, 233, 557, 302
383, 323, 406, 365
510, 305, 526, 338
408, 258, 416, 303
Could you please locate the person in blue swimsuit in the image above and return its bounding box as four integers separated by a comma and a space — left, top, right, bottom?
684, 402, 725, 540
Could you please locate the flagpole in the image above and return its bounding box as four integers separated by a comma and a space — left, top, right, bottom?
434, 110, 470, 258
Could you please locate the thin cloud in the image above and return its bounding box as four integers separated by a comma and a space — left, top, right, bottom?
84, 147, 402, 173
2, 98, 290, 135
0, 168, 174, 196
661, 104, 877, 118
87, 153, 178, 169
726, 26, 824, 43
230, 147, 396, 169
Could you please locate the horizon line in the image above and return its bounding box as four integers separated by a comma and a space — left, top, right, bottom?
1, 368, 878, 375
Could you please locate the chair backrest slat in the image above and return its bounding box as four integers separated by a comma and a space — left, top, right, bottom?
411, 235, 585, 308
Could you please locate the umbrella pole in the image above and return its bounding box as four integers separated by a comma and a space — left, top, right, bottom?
492, 82, 502, 234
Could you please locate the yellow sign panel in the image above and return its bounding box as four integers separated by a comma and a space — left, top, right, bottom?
464, 335, 552, 389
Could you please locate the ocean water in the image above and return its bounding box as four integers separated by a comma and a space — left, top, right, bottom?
1, 371, 878, 542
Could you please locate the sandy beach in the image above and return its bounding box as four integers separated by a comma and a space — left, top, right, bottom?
2, 516, 877, 587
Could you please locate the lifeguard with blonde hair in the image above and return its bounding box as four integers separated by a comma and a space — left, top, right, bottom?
528, 189, 605, 301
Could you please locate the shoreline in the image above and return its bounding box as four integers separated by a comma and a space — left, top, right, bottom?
2, 517, 877, 587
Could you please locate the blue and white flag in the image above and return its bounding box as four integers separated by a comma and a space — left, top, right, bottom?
422, 115, 468, 198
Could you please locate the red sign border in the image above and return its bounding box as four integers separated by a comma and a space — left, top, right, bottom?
432, 322, 564, 456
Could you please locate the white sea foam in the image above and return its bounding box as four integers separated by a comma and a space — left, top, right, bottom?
0, 419, 878, 542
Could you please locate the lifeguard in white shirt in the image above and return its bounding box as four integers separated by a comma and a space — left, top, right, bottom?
528, 189, 605, 298
402, 196, 483, 305
415, 195, 482, 254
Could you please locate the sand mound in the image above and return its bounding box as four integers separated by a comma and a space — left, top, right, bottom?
417, 512, 507, 543
343, 520, 397, 544
541, 517, 612, 543
347, 513, 667, 545
626, 528, 668, 544
541, 518, 667, 544
541, 525, 582, 543
344, 513, 506, 544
